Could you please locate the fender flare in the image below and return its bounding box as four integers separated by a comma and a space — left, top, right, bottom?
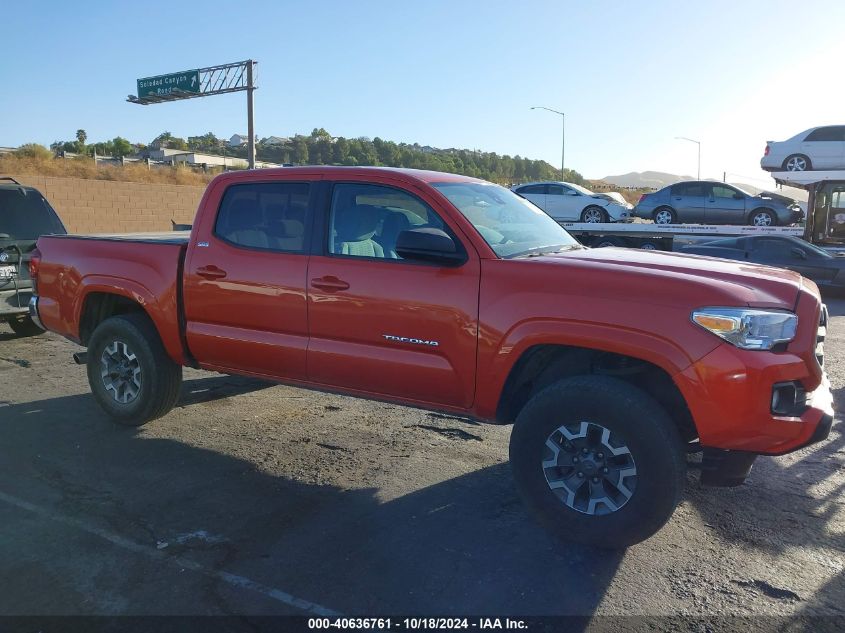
75, 276, 184, 362
477, 318, 699, 420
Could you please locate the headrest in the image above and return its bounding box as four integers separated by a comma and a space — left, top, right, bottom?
337, 204, 380, 241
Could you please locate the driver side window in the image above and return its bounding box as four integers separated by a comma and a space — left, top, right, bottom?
711, 185, 738, 199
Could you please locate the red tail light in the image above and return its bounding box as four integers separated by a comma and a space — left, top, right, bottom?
764, 144, 770, 156
29, 247, 41, 291
638, 194, 648, 203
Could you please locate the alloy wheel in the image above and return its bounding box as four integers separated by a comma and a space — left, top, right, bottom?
583, 208, 604, 223
654, 210, 674, 224
752, 212, 773, 226
542, 421, 638, 516
100, 340, 142, 404
786, 156, 808, 172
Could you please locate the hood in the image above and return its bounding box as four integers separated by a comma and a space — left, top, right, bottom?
530, 247, 802, 309
591, 191, 632, 207
756, 190, 797, 206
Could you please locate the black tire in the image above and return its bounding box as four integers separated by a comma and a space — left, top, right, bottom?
638, 240, 660, 251
783, 154, 811, 172
590, 236, 626, 248
580, 206, 608, 223
509, 375, 686, 548
86, 313, 182, 426
7, 315, 44, 337
748, 208, 777, 227
653, 206, 676, 225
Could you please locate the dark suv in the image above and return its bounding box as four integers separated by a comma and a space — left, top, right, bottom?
0, 178, 66, 336
634, 181, 804, 226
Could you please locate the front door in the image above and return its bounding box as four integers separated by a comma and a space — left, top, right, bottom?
706, 184, 747, 224
306, 179, 480, 408
183, 178, 315, 380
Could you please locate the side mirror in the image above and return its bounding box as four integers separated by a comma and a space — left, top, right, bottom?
395, 228, 465, 265
791, 247, 807, 260
733, 193, 744, 200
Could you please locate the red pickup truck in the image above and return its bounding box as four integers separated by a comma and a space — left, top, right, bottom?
29, 167, 834, 547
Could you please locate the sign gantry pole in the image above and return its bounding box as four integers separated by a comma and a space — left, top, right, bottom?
247, 60, 255, 169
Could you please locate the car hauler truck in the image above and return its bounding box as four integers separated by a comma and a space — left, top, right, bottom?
562, 172, 845, 254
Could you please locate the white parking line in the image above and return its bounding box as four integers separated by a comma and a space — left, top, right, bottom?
0, 489, 340, 616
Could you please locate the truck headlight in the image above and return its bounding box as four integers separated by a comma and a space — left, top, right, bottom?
691, 308, 797, 350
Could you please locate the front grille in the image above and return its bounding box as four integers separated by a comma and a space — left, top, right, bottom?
816, 304, 828, 368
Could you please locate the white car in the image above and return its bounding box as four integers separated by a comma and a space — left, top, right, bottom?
511, 181, 632, 222
761, 125, 845, 172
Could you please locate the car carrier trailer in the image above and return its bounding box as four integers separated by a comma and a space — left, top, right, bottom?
563, 170, 845, 254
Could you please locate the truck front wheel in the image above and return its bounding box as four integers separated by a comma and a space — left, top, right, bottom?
509, 375, 686, 548
86, 313, 182, 426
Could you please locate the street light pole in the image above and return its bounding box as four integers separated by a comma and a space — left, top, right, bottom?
675, 136, 700, 180
531, 106, 565, 180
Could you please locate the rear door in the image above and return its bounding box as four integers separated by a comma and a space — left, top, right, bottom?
802, 126, 845, 169
306, 178, 480, 408
705, 184, 747, 225
183, 178, 316, 380
669, 182, 706, 222
545, 184, 582, 220
514, 184, 547, 213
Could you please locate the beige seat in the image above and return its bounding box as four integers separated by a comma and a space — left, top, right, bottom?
335, 204, 384, 258
224, 200, 269, 248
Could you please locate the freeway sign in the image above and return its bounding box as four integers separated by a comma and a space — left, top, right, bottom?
137, 69, 201, 99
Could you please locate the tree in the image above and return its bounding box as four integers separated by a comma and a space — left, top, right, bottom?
15, 143, 53, 160
76, 129, 87, 145
111, 137, 133, 157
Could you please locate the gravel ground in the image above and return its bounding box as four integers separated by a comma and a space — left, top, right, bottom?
0, 300, 842, 619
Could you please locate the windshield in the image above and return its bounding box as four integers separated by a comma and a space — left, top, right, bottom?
0, 189, 66, 240
564, 182, 595, 196
433, 182, 581, 258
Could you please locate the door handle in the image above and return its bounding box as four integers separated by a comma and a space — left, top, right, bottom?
196, 265, 227, 280
311, 276, 350, 292
673, 197, 682, 200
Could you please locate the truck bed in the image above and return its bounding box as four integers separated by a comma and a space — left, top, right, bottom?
35, 233, 188, 363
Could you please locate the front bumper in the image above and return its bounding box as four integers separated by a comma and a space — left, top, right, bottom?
677, 294, 833, 457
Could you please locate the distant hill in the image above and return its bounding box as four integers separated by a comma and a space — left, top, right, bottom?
601, 171, 694, 189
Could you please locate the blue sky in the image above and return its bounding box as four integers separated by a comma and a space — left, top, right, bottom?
2, 0, 844, 182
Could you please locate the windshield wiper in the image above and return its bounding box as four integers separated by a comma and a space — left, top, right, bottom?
507, 244, 575, 259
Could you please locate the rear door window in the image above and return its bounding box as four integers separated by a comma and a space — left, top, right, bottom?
214, 182, 311, 252
516, 184, 547, 195
671, 183, 706, 197
0, 188, 65, 239
805, 127, 844, 142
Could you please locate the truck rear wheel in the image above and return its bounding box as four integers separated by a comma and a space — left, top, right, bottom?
86, 313, 182, 426
509, 375, 686, 548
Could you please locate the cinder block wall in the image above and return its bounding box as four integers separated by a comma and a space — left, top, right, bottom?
9, 175, 206, 234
